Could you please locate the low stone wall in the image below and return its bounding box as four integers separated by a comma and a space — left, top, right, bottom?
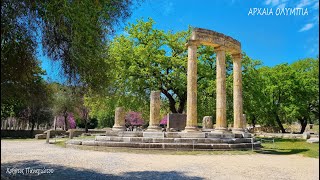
1, 130, 45, 138
43, 130, 68, 138
248, 127, 281, 133
67, 129, 107, 139
254, 132, 310, 139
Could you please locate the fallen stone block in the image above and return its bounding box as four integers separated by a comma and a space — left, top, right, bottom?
307, 138, 319, 143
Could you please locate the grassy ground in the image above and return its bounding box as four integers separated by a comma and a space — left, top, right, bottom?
255, 138, 319, 158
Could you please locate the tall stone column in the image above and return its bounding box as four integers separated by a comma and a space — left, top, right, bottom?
112, 107, 126, 131
185, 40, 199, 132
232, 53, 244, 132
147, 91, 161, 131
215, 46, 227, 132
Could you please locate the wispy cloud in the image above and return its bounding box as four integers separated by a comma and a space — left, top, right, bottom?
312, 1, 319, 9
277, 3, 286, 9
265, 0, 289, 7
296, 0, 317, 8
265, 0, 280, 6
162, 0, 174, 16
299, 23, 315, 32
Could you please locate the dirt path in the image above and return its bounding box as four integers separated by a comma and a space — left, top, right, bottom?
1, 140, 319, 180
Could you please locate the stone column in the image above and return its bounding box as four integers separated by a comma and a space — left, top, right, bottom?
243, 114, 247, 132
112, 107, 126, 131
232, 53, 244, 132
215, 46, 227, 132
147, 91, 161, 131
46, 130, 50, 144
185, 40, 199, 132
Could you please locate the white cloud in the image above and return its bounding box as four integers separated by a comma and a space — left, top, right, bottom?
277, 3, 286, 9
296, 0, 317, 8
265, 0, 289, 7
265, 0, 280, 6
162, 1, 174, 16
312, 1, 319, 9
299, 23, 315, 32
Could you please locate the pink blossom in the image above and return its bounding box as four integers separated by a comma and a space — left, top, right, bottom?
125, 111, 144, 126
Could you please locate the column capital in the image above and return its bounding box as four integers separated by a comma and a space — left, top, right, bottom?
215, 46, 227, 52
185, 40, 200, 47
232, 53, 242, 59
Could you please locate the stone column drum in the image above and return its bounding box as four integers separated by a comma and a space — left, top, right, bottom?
112, 107, 126, 131
215, 47, 227, 132
232, 53, 244, 132
147, 91, 161, 131
185, 41, 199, 132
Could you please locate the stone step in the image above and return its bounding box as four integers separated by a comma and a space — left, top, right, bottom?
67, 140, 261, 150
94, 136, 255, 144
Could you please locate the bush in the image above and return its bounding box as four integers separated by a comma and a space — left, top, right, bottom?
76, 117, 99, 129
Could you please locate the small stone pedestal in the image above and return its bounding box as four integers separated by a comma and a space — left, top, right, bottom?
202, 116, 214, 132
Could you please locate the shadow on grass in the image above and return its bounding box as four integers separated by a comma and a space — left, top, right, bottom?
255, 148, 309, 155
256, 138, 304, 142
255, 137, 311, 155
1, 160, 203, 180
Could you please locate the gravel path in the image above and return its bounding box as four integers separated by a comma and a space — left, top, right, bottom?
1, 140, 319, 180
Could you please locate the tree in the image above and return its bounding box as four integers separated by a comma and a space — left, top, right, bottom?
52, 84, 76, 131
17, 78, 53, 134
287, 58, 319, 133
242, 57, 319, 133
125, 111, 144, 128
242, 55, 265, 129
1, 0, 138, 90
109, 18, 234, 117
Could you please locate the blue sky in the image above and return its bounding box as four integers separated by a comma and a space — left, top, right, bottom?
40, 0, 319, 82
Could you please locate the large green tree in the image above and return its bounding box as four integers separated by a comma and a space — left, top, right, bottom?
1, 0, 138, 90
108, 18, 234, 117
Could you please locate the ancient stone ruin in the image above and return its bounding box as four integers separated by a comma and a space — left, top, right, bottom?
66, 28, 260, 150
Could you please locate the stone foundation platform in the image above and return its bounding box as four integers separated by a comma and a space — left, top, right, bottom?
66, 131, 261, 150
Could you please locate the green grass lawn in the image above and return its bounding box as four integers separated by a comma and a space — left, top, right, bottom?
255, 138, 319, 158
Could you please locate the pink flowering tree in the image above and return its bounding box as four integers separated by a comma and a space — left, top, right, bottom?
67, 113, 76, 129
125, 111, 144, 127
160, 115, 168, 125
55, 113, 76, 129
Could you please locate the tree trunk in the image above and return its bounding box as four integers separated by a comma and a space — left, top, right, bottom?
54, 116, 57, 130
299, 117, 308, 134
161, 89, 178, 113
64, 113, 68, 131
275, 112, 286, 133
251, 115, 256, 132
177, 98, 186, 113
30, 119, 35, 137
85, 119, 88, 133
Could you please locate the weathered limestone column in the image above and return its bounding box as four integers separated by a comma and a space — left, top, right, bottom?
243, 114, 247, 132
112, 107, 126, 131
46, 130, 50, 144
185, 40, 199, 132
232, 53, 244, 132
215, 46, 227, 132
147, 91, 161, 131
